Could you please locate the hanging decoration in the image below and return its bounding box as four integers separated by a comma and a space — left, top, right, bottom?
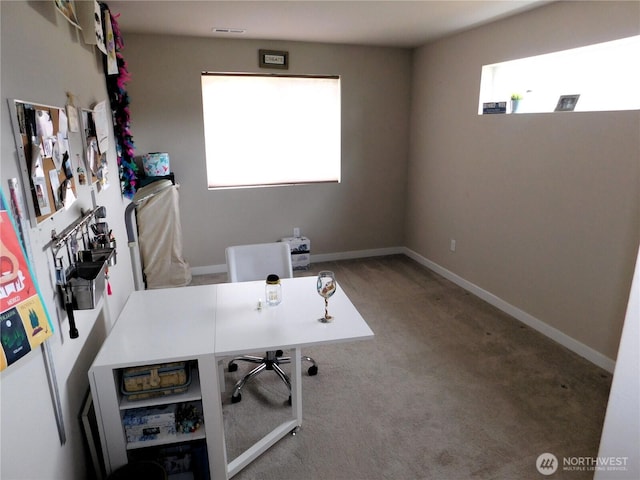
101, 3, 138, 199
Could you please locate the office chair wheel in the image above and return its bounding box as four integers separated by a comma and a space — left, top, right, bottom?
231, 393, 242, 403
276, 349, 284, 357
228, 363, 238, 372
308, 365, 318, 376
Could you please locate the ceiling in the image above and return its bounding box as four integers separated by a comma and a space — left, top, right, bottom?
106, 1, 548, 48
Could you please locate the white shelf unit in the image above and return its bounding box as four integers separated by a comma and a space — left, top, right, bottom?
90, 359, 216, 478
120, 366, 206, 451
88, 286, 224, 478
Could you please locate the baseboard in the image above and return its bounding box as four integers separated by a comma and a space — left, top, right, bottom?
311, 246, 405, 263
190, 263, 228, 276
190, 246, 615, 372
402, 247, 616, 373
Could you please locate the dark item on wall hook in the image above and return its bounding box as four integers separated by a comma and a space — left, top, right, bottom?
94, 206, 107, 218
65, 288, 79, 339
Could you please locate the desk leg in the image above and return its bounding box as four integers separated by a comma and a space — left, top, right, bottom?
292, 347, 302, 426
199, 355, 229, 480
226, 347, 303, 478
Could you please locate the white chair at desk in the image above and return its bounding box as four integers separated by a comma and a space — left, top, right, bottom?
225, 242, 318, 404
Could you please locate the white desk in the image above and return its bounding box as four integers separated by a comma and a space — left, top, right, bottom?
89, 277, 373, 479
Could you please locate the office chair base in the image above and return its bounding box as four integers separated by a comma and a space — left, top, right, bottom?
249, 354, 319, 376
228, 354, 318, 375
230, 356, 290, 403
228, 351, 318, 403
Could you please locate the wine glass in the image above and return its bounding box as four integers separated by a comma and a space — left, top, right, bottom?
317, 271, 336, 323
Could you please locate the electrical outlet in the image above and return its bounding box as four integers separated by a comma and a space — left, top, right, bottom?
293, 227, 301, 237
450, 239, 456, 252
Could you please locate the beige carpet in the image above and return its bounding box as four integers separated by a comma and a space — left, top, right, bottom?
191, 255, 611, 480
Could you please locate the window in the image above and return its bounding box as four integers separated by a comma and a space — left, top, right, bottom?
479, 35, 640, 114
201, 73, 341, 189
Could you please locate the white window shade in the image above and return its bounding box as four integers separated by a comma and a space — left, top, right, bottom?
201, 73, 341, 189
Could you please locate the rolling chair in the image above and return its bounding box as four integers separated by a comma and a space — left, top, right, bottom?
225, 242, 318, 404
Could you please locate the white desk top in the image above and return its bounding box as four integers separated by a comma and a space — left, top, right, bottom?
215, 277, 374, 356
92, 277, 373, 366
91, 285, 217, 368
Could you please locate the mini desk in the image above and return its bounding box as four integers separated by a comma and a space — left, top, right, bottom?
89, 277, 374, 479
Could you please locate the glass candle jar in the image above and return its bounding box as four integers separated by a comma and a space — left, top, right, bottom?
265, 274, 282, 306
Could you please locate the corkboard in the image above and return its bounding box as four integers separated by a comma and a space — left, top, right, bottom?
8, 100, 77, 225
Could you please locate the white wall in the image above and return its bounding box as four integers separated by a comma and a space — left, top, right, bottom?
596, 246, 640, 478
407, 0, 640, 364
1, 2, 135, 479
122, 34, 412, 270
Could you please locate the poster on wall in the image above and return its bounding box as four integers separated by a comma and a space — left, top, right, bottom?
75, 0, 106, 53
0, 190, 53, 371
54, 0, 81, 29
104, 8, 118, 75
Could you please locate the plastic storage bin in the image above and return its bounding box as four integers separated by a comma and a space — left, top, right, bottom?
121, 362, 191, 401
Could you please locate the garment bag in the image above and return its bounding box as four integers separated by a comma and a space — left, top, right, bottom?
133, 180, 191, 289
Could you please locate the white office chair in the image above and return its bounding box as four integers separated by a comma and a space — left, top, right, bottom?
225, 242, 318, 404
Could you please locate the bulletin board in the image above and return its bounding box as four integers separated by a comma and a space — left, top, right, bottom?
8, 99, 78, 226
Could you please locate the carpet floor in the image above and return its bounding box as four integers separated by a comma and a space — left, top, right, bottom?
191, 254, 611, 480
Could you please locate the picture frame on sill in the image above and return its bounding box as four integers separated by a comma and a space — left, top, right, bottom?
259, 49, 289, 69
555, 94, 580, 112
